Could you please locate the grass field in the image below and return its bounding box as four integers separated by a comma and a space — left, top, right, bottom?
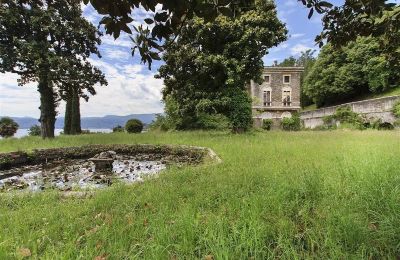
0, 130, 399, 259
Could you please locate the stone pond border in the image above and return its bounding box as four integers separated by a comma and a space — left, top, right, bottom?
0, 144, 222, 172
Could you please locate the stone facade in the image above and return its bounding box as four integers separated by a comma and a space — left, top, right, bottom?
248, 66, 303, 128
300, 95, 400, 129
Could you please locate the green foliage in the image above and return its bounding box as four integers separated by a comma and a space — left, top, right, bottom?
0, 117, 19, 138
228, 89, 253, 133
392, 101, 400, 118
304, 37, 399, 107
84, 0, 398, 71
148, 115, 172, 132
157, 1, 286, 132
0, 0, 106, 138
28, 125, 41, 136
281, 114, 301, 131
196, 113, 230, 131
319, 106, 398, 131
1, 131, 399, 258
327, 106, 366, 130
262, 119, 273, 131
125, 119, 144, 133
112, 125, 124, 133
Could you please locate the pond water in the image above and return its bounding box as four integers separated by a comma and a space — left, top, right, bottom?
0, 152, 166, 192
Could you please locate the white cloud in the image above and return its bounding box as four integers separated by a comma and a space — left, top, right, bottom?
290, 33, 305, 39
270, 42, 290, 53
290, 43, 313, 56
103, 48, 131, 60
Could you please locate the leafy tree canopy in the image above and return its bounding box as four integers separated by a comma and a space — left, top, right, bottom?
156, 0, 286, 132
303, 36, 400, 107
0, 117, 19, 138
0, 0, 106, 138
81, 0, 398, 67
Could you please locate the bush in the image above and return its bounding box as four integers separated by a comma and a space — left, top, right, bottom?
148, 114, 171, 132
281, 114, 301, 131
393, 101, 400, 118
228, 89, 253, 133
262, 119, 273, 131
112, 125, 124, 132
196, 113, 230, 130
0, 117, 19, 138
28, 125, 41, 136
125, 119, 144, 133
322, 106, 366, 130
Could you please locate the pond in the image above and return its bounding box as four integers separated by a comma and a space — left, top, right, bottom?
0, 151, 166, 192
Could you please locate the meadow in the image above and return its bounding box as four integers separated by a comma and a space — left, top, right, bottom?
0, 130, 399, 259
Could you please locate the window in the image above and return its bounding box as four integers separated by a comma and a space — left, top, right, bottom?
283, 75, 291, 84
282, 90, 291, 106
264, 75, 271, 83
263, 90, 271, 106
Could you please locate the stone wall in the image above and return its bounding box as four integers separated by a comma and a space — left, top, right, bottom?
0, 144, 217, 170
300, 96, 400, 129
251, 67, 302, 108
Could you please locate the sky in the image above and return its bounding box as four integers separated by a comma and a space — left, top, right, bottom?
0, 0, 327, 118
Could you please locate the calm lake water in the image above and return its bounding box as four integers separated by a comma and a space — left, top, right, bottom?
8, 129, 112, 138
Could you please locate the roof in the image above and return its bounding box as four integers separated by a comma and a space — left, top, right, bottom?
263, 66, 304, 73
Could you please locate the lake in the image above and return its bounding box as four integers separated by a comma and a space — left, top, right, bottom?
7, 129, 113, 138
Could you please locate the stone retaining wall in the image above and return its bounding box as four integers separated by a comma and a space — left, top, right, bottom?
0, 144, 220, 171
300, 96, 400, 129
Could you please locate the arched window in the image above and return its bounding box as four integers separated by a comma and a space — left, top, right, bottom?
282, 87, 291, 107
262, 87, 272, 107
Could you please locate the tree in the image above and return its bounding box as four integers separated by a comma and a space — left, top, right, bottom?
277, 56, 297, 67
303, 37, 399, 107
28, 125, 41, 136
125, 119, 144, 133
0, 117, 19, 138
80, 0, 397, 67
157, 0, 287, 132
58, 60, 107, 135
0, 0, 104, 138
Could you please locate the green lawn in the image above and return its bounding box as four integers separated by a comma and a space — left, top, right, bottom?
1, 131, 399, 259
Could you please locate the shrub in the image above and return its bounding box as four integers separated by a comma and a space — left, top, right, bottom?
28, 125, 41, 136
281, 114, 301, 131
125, 119, 144, 133
324, 106, 366, 130
112, 125, 124, 132
196, 113, 230, 130
262, 119, 273, 131
392, 101, 400, 118
228, 89, 253, 133
0, 117, 19, 138
148, 114, 171, 132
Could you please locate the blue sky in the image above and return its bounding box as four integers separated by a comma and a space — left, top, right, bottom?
0, 0, 327, 118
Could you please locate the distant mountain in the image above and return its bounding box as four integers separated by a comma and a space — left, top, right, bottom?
4, 114, 157, 129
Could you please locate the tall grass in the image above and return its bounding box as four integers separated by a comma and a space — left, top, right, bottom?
0, 131, 399, 258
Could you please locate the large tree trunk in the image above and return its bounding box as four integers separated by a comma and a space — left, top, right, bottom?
38, 76, 57, 139
70, 87, 81, 135
64, 89, 73, 135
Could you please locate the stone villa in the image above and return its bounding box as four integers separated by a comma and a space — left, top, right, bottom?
248, 66, 304, 128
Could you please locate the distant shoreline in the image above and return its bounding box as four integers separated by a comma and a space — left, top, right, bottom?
4, 128, 112, 138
